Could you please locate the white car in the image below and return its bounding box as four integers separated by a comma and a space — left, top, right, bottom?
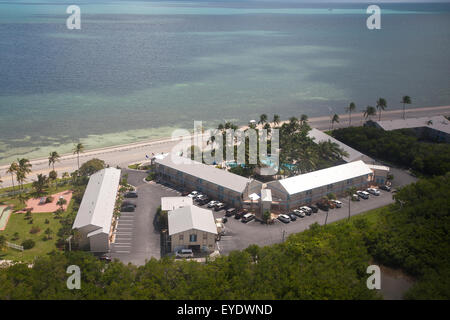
357, 190, 370, 199
300, 206, 312, 215
367, 188, 380, 196
332, 200, 342, 208
207, 200, 218, 208
293, 209, 306, 218
188, 191, 199, 198
278, 214, 291, 223
176, 249, 194, 258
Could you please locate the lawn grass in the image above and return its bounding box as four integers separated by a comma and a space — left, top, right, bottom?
128, 163, 141, 169
0, 185, 76, 262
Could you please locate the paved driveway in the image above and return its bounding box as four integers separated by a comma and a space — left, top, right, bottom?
110, 169, 180, 265
210, 190, 395, 255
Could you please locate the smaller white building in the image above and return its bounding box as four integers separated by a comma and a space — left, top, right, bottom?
168, 205, 217, 253
161, 197, 193, 211
72, 167, 121, 252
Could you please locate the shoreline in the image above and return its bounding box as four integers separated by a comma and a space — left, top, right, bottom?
0, 104, 449, 186
1, 104, 449, 168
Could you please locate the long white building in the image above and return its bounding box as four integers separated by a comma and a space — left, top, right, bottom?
72, 167, 121, 252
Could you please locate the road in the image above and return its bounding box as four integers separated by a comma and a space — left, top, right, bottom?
1, 105, 449, 188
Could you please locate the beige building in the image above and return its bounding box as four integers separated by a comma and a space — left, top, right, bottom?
168, 205, 218, 253
155, 154, 262, 208
267, 160, 373, 212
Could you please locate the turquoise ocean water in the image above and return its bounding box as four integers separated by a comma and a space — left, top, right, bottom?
0, 1, 449, 164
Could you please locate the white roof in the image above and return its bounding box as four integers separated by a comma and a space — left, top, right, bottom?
168, 205, 217, 236
276, 160, 373, 195
155, 154, 257, 193
161, 197, 193, 211
261, 189, 272, 202
367, 164, 390, 172
72, 168, 121, 235
249, 193, 260, 201
375, 115, 450, 134
308, 128, 372, 163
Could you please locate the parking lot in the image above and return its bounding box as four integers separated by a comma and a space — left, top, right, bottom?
109, 169, 181, 265
110, 169, 398, 262
199, 189, 395, 255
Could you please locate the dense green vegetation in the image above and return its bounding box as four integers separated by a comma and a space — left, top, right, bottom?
0, 174, 448, 299
332, 126, 450, 176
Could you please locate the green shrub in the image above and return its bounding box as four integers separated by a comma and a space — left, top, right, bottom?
22, 239, 35, 250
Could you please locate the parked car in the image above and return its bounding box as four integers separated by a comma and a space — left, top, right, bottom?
367, 188, 380, 196
241, 213, 255, 223
288, 213, 297, 221
222, 217, 228, 224
352, 194, 360, 201
121, 205, 135, 212
196, 194, 209, 204
235, 209, 247, 219
214, 202, 226, 211
292, 209, 306, 218
331, 200, 342, 208
316, 202, 329, 211
124, 191, 138, 198
121, 201, 136, 208
277, 214, 291, 223
357, 190, 370, 199
187, 191, 199, 198
300, 206, 312, 215
309, 205, 319, 213
181, 191, 190, 196
380, 185, 391, 192
176, 249, 194, 258
225, 208, 237, 217
207, 200, 218, 208
99, 254, 111, 262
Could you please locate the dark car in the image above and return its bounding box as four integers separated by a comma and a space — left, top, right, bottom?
222, 217, 228, 224
121, 201, 136, 208
225, 208, 237, 217
288, 213, 297, 221
380, 185, 391, 192
121, 205, 135, 212
99, 254, 111, 262
309, 205, 319, 213
235, 209, 247, 219
316, 202, 329, 211
124, 191, 138, 198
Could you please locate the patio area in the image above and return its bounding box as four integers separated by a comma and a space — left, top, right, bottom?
18, 190, 73, 213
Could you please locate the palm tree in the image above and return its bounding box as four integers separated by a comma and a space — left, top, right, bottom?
295, 147, 318, 174
330, 114, 340, 130
6, 161, 19, 193
363, 106, 377, 120
300, 114, 309, 126
318, 140, 349, 161
346, 102, 356, 126
376, 98, 387, 121
258, 114, 268, 125
401, 96, 411, 120
346, 187, 357, 221
48, 151, 60, 172
73, 143, 84, 172
32, 174, 48, 197
273, 114, 280, 127
17, 158, 32, 190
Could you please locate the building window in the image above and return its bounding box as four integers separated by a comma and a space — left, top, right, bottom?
189, 234, 197, 242
305, 190, 312, 195
203, 233, 207, 240
327, 184, 333, 191
347, 179, 353, 185
179, 235, 184, 241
